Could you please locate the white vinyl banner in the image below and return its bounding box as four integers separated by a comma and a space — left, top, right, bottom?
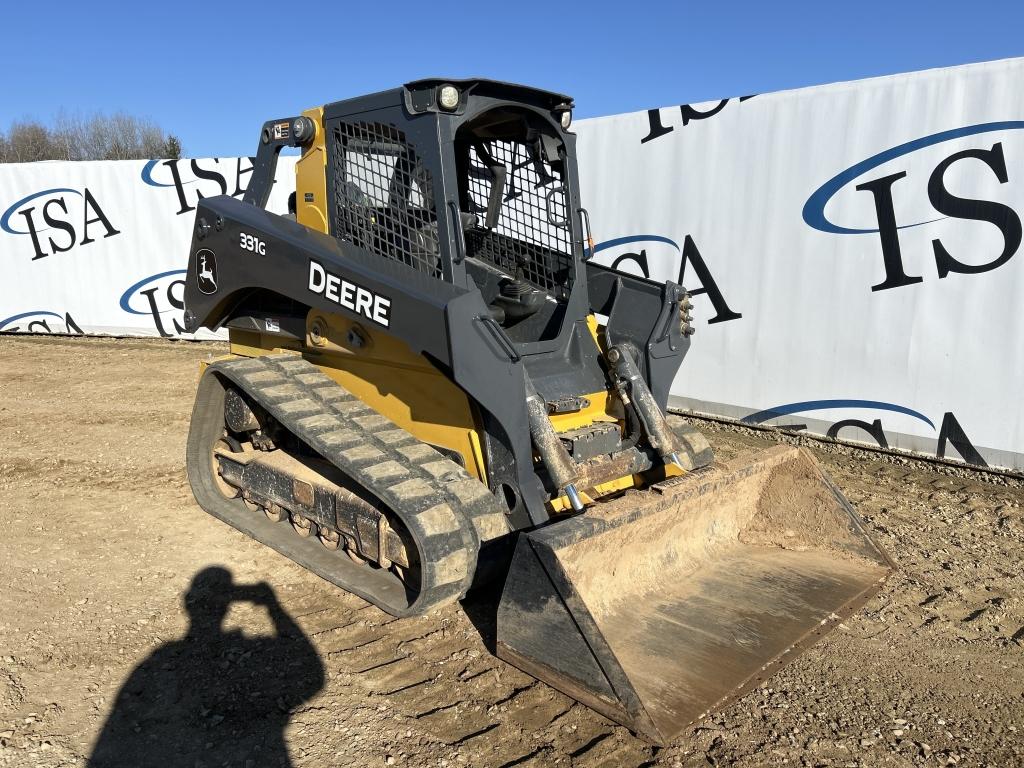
0, 157, 295, 339
577, 57, 1024, 471
1, 58, 1021, 471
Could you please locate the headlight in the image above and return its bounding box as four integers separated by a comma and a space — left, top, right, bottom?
438, 85, 460, 111
559, 110, 572, 130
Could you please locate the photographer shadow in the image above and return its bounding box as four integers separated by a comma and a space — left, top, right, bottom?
88, 566, 324, 768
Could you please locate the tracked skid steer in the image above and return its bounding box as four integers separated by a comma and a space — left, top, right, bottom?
182, 80, 893, 743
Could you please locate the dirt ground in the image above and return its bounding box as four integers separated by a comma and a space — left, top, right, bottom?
0, 335, 1021, 768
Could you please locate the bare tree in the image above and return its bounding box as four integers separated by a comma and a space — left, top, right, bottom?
3, 120, 56, 163
51, 112, 81, 160
0, 112, 184, 162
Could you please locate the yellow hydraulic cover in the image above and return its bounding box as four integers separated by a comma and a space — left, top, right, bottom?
295, 107, 328, 233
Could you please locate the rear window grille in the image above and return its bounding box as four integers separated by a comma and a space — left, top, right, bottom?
464, 140, 574, 293
331, 121, 441, 276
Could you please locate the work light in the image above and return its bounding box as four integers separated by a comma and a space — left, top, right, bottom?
438, 85, 460, 111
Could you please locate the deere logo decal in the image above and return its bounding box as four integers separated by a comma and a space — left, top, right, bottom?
307, 260, 391, 328
196, 249, 218, 295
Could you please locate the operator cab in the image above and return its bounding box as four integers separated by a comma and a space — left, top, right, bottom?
454, 106, 575, 341
319, 79, 583, 342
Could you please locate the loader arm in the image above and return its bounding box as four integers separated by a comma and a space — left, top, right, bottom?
586, 260, 694, 411
182, 196, 459, 365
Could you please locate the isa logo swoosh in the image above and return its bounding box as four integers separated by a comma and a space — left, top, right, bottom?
802, 121, 1024, 235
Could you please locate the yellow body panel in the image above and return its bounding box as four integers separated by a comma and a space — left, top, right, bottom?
295, 107, 329, 234
549, 315, 616, 431
228, 311, 488, 485
548, 389, 616, 432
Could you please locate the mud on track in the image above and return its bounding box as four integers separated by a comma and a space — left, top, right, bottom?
0, 335, 1021, 768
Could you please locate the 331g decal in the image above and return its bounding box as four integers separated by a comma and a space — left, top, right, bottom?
239, 232, 266, 255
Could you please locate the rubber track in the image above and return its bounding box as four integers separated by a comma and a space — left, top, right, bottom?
208, 353, 509, 614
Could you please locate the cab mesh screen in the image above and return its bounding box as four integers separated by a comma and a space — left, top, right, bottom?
331, 121, 441, 276
464, 140, 574, 293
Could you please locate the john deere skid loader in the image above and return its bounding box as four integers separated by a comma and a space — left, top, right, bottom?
182, 79, 892, 743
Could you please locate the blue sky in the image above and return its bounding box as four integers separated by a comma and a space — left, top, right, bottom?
1, 0, 1021, 157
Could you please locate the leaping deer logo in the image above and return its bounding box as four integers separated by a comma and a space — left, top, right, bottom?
197, 251, 217, 294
